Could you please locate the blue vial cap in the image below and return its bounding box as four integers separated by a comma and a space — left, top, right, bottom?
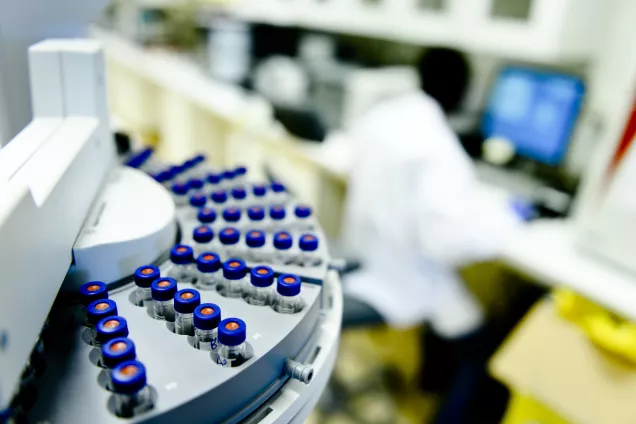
231, 186, 247, 200
79, 281, 108, 305
164, 167, 177, 179
247, 206, 265, 221
197, 207, 217, 224
189, 193, 207, 208
271, 182, 286, 193
277, 274, 301, 297
252, 184, 267, 197
299, 234, 319, 252
125, 147, 154, 169
273, 231, 293, 250
197, 252, 221, 273
174, 289, 201, 314
102, 337, 136, 368
193, 225, 214, 243
171, 165, 185, 176
134, 265, 160, 288
223, 207, 242, 223
295, 205, 312, 218
170, 244, 194, 265
222, 170, 235, 181
110, 360, 147, 395
189, 177, 204, 190
193, 303, 221, 330
96, 316, 129, 343
151, 278, 178, 301
222, 258, 247, 280
171, 181, 190, 195
218, 318, 247, 346
250, 266, 274, 288
246, 230, 266, 248
155, 169, 173, 183
183, 158, 196, 169
219, 227, 240, 246
234, 166, 247, 176
207, 172, 221, 185
87, 299, 118, 324
270, 205, 286, 220
211, 190, 228, 205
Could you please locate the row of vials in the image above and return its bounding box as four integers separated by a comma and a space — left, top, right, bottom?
152, 160, 251, 193
189, 227, 321, 266
79, 273, 285, 417
191, 203, 315, 234
173, 180, 290, 208
137, 249, 304, 312
79, 282, 154, 418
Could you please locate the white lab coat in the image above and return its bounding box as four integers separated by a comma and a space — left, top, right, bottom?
342, 92, 521, 338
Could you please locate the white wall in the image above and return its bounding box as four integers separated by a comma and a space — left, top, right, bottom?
573, 0, 636, 224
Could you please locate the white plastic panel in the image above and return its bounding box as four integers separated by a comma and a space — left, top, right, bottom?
70, 167, 177, 287
0, 118, 62, 183
0, 117, 101, 406
0, 40, 116, 407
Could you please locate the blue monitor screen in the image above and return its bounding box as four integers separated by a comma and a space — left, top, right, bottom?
481, 67, 585, 166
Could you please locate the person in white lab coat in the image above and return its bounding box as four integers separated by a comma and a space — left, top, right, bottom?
342, 48, 522, 338
339, 49, 524, 423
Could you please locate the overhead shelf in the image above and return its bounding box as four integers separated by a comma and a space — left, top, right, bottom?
219, 0, 608, 63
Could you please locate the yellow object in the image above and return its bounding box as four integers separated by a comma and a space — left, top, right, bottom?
555, 289, 636, 363
502, 392, 571, 424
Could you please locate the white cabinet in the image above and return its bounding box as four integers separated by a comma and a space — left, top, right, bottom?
466, 0, 607, 61
227, 0, 607, 63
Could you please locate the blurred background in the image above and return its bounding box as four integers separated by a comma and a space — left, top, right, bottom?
6, 0, 636, 422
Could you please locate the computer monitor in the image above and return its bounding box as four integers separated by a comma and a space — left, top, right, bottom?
481, 66, 585, 166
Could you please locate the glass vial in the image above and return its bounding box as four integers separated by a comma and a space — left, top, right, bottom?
220, 258, 248, 298
273, 231, 294, 265
269, 204, 287, 231
219, 227, 242, 260
110, 360, 153, 418
247, 266, 274, 306
195, 252, 222, 288
275, 274, 303, 314
151, 278, 178, 321
168, 245, 195, 283
245, 230, 269, 262
217, 318, 247, 368
133, 265, 160, 306
95, 316, 129, 348
193, 303, 221, 351
192, 225, 215, 256
171, 181, 191, 206
298, 233, 320, 267
197, 207, 218, 226
247, 205, 266, 230
174, 289, 201, 336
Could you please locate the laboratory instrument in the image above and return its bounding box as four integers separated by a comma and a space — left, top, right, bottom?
0, 39, 341, 424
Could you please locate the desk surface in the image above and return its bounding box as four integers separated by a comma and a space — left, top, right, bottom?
503, 220, 636, 322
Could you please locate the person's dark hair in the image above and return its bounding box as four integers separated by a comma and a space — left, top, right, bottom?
417, 48, 470, 114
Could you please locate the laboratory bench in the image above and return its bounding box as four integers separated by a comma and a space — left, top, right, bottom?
502, 219, 636, 323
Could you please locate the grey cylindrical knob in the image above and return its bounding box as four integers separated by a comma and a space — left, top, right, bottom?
285, 359, 314, 384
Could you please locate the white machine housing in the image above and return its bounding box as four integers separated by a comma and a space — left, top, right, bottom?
0, 40, 177, 406
0, 40, 341, 424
